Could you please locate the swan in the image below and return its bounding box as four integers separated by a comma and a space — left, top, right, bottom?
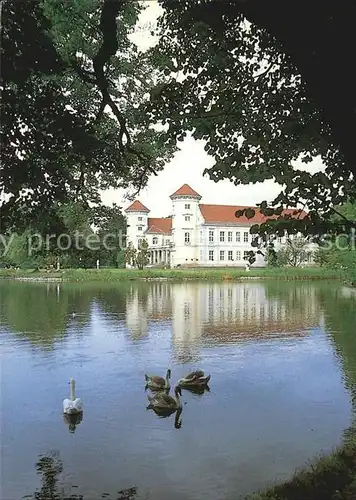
147, 386, 182, 411
63, 378, 83, 414
177, 370, 211, 388
145, 368, 171, 390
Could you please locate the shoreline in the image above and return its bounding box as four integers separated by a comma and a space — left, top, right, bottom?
244, 433, 356, 500
0, 267, 344, 284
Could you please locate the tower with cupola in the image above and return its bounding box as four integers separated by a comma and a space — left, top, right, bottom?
170, 184, 203, 267
124, 200, 150, 262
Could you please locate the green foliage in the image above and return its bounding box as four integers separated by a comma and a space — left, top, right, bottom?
275, 237, 312, 267
332, 202, 356, 223
266, 246, 278, 267
124, 242, 137, 267
0, 266, 342, 283
136, 239, 150, 270
244, 435, 356, 500
319, 248, 356, 286
1, 200, 127, 270
116, 249, 126, 268
124, 239, 150, 270
3, 231, 43, 269
91, 203, 127, 267
314, 202, 356, 285
1, 1, 175, 230
146, 1, 356, 237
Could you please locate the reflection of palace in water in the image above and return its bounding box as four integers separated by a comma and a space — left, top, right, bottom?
125, 283, 173, 340
125, 282, 324, 356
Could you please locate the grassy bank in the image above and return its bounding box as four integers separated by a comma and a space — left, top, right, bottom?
245, 436, 356, 500
0, 266, 343, 282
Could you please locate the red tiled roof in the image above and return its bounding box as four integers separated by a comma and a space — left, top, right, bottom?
125, 200, 150, 212
170, 184, 201, 199
199, 204, 307, 224
146, 217, 172, 234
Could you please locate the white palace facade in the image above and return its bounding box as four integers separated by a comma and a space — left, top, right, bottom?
124, 184, 314, 268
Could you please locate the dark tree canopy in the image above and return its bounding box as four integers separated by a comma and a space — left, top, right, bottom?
1, 0, 174, 231
2, 0, 355, 237
145, 0, 356, 235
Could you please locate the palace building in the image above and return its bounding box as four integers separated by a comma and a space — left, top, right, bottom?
124, 183, 315, 268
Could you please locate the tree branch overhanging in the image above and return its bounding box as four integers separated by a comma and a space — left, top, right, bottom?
70, 0, 157, 183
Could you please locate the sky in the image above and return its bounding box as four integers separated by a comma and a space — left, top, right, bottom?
100, 1, 323, 218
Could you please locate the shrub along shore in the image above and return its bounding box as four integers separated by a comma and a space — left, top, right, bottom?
0, 266, 344, 283
243, 435, 356, 500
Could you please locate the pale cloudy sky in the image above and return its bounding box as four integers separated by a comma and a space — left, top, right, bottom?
100, 1, 323, 218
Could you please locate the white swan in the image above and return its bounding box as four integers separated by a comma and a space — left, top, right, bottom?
63, 378, 83, 414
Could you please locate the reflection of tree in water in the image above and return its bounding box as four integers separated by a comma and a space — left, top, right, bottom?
316, 287, 356, 422
0, 282, 141, 348
25, 452, 139, 500
94, 284, 132, 319
0, 282, 94, 348
267, 283, 356, 417
263, 280, 320, 317
1, 282, 70, 347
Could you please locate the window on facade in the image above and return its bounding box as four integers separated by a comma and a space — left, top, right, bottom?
243, 250, 250, 260
209, 229, 214, 243
185, 203, 190, 209
236, 231, 241, 242
138, 238, 143, 248
184, 232, 190, 244
243, 231, 249, 242
236, 250, 241, 260
278, 236, 283, 243
138, 216, 142, 221
209, 250, 214, 261
228, 231, 233, 242
185, 215, 190, 221
220, 250, 225, 260
152, 237, 158, 245
228, 250, 233, 260
138, 226, 143, 231
220, 231, 225, 242
165, 239, 170, 245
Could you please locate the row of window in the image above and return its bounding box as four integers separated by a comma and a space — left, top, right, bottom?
143, 231, 252, 243
142, 232, 254, 246
209, 230, 250, 243
208, 250, 250, 261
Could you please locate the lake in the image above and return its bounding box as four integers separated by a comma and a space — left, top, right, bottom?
1, 279, 356, 500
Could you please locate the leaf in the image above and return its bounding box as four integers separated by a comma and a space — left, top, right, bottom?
245, 208, 256, 219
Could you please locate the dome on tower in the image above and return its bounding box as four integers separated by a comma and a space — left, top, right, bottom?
124, 200, 150, 213
169, 184, 201, 200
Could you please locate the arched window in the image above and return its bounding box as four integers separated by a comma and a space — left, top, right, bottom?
152, 237, 158, 245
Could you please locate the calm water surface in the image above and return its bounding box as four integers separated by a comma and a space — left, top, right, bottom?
2, 279, 356, 500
